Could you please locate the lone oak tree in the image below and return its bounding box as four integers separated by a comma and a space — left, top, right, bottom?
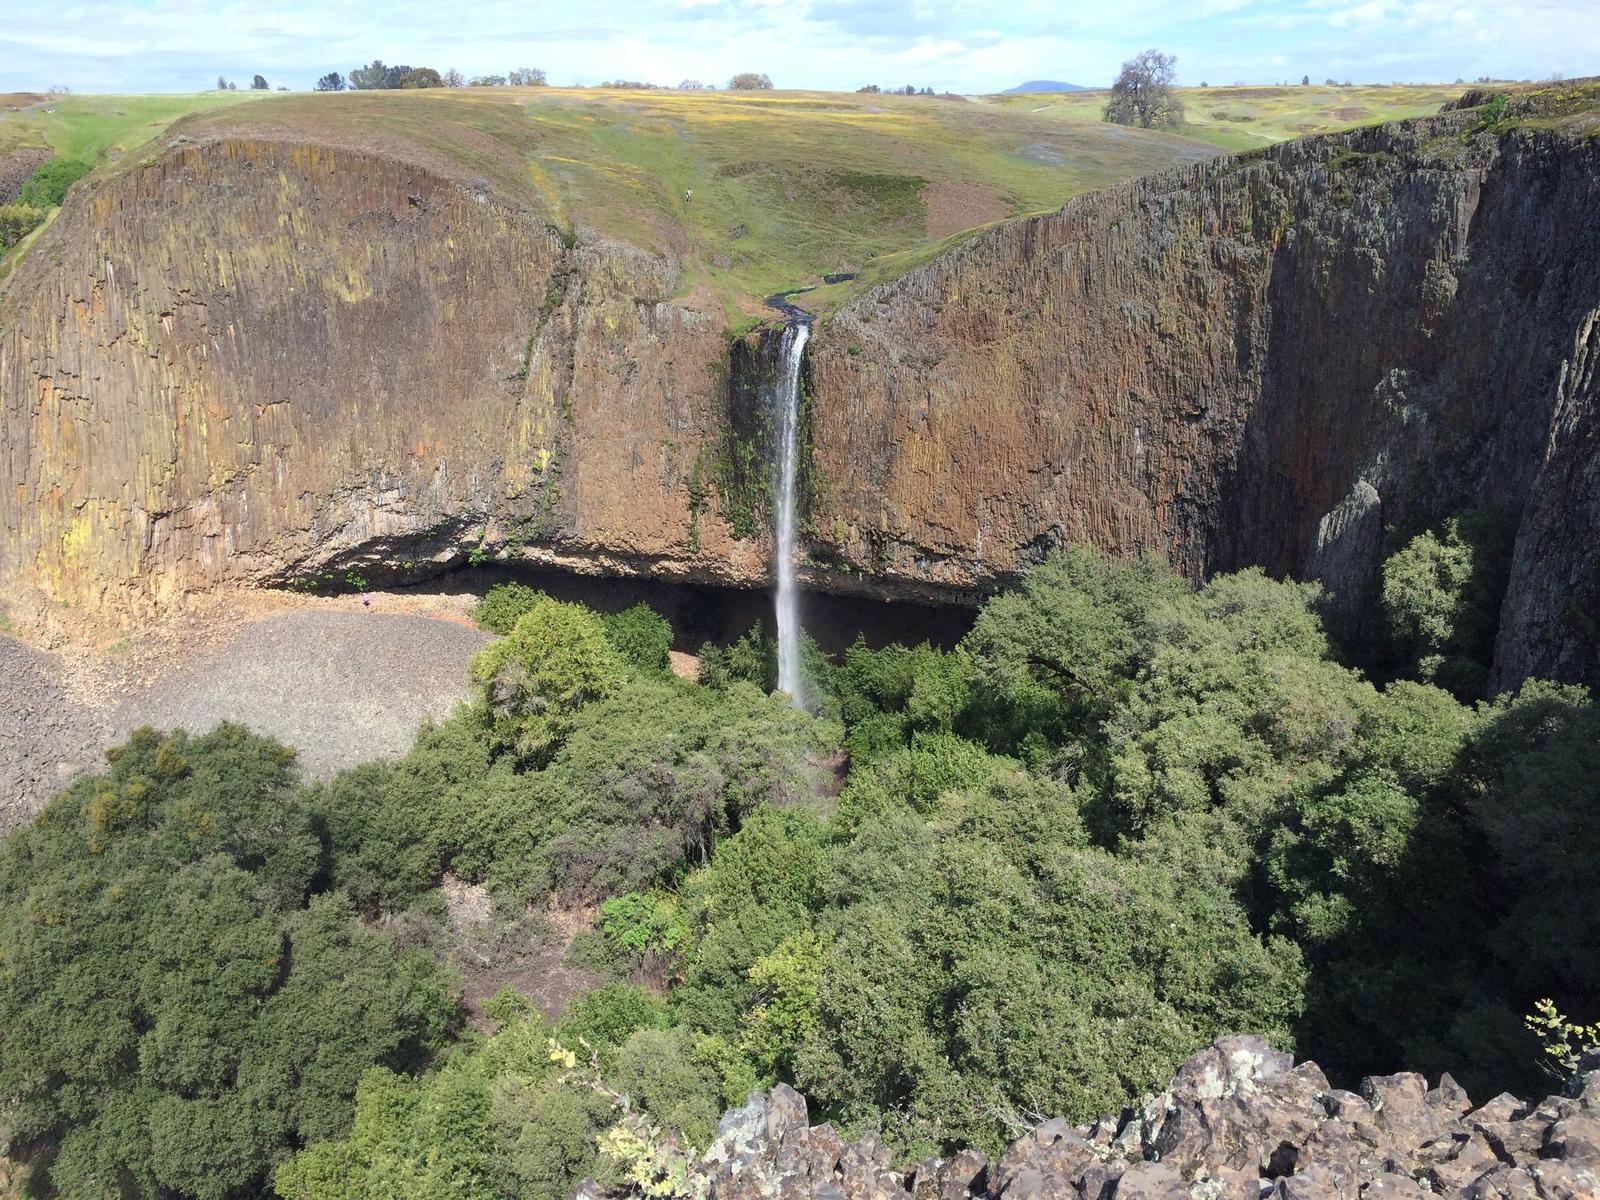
1104, 49, 1184, 129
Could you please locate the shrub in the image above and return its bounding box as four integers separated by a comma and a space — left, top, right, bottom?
1380, 507, 1515, 697
602, 603, 673, 675
525, 679, 827, 901
611, 1027, 723, 1147
274, 1010, 612, 1200
0, 204, 45, 250
471, 581, 545, 634
471, 597, 624, 763
16, 158, 91, 207
697, 624, 774, 690
555, 984, 665, 1062
600, 891, 688, 956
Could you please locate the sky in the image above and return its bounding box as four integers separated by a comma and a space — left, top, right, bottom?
2, 0, 1595, 95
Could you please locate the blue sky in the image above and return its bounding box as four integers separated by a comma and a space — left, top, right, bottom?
3, 0, 1594, 94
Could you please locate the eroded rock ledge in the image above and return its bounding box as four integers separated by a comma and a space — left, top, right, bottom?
593, 1036, 1600, 1200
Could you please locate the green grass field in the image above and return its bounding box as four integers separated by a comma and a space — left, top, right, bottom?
2, 82, 1468, 315
0, 90, 260, 163
979, 82, 1465, 152
159, 86, 1224, 316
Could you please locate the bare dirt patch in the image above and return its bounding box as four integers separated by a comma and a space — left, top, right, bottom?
399, 880, 607, 1028
0, 586, 490, 830
923, 178, 1010, 238
459, 902, 608, 1026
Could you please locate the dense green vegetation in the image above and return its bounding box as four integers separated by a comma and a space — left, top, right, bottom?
0, 204, 45, 250
0, 726, 458, 1199
0, 153, 86, 252
15, 158, 91, 208
2, 534, 1596, 1199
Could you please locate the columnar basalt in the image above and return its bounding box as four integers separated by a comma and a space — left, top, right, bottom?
3, 95, 1599, 689
805, 103, 1600, 690
0, 139, 759, 617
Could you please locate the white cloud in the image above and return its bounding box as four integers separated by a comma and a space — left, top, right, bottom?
0, 0, 1593, 94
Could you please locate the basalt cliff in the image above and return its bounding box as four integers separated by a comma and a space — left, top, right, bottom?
2, 87, 1597, 689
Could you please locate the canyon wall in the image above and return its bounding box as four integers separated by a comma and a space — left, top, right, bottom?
0, 139, 759, 617
806, 103, 1600, 690
2, 97, 1597, 689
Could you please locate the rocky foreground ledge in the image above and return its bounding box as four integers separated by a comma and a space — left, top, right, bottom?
584, 1036, 1600, 1200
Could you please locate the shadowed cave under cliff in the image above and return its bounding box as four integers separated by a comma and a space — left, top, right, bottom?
389, 561, 975, 658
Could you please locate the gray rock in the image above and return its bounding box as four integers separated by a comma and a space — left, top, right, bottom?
586, 1037, 1600, 1200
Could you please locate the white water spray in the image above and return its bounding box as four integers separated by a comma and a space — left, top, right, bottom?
773, 320, 811, 708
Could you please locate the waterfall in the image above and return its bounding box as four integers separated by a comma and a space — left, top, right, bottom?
773, 320, 811, 708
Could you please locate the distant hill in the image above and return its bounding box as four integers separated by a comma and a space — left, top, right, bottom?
1005, 80, 1092, 93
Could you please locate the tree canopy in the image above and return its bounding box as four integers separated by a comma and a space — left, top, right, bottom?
1104, 49, 1184, 129
4, 539, 1597, 1198
0, 727, 457, 1199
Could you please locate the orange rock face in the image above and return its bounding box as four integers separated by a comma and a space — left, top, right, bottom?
2, 109, 1597, 690
0, 139, 761, 617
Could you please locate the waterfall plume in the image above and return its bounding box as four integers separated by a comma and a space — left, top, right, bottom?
773, 320, 811, 708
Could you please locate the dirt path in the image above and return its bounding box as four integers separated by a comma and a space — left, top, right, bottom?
0, 588, 490, 830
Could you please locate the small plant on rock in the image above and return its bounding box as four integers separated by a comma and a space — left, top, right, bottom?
1526, 998, 1600, 1079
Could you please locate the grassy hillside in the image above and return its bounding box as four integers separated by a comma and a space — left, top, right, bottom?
1, 82, 1466, 315
0, 90, 259, 162
162, 87, 1222, 316
979, 82, 1465, 152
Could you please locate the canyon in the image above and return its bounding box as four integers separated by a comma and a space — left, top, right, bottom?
1, 84, 1597, 693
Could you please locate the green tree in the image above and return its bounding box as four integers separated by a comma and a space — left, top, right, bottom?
348, 60, 389, 89
741, 931, 831, 1077
961, 547, 1185, 761
398, 67, 444, 89
602, 603, 674, 676
697, 624, 774, 691
471, 596, 624, 763
1104, 49, 1184, 128
0, 727, 457, 1199
1380, 507, 1515, 696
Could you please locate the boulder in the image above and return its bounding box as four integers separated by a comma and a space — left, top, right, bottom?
606, 1037, 1600, 1200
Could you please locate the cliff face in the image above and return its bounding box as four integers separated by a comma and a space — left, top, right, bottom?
3, 100, 1598, 689
806, 105, 1600, 689
0, 139, 760, 617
